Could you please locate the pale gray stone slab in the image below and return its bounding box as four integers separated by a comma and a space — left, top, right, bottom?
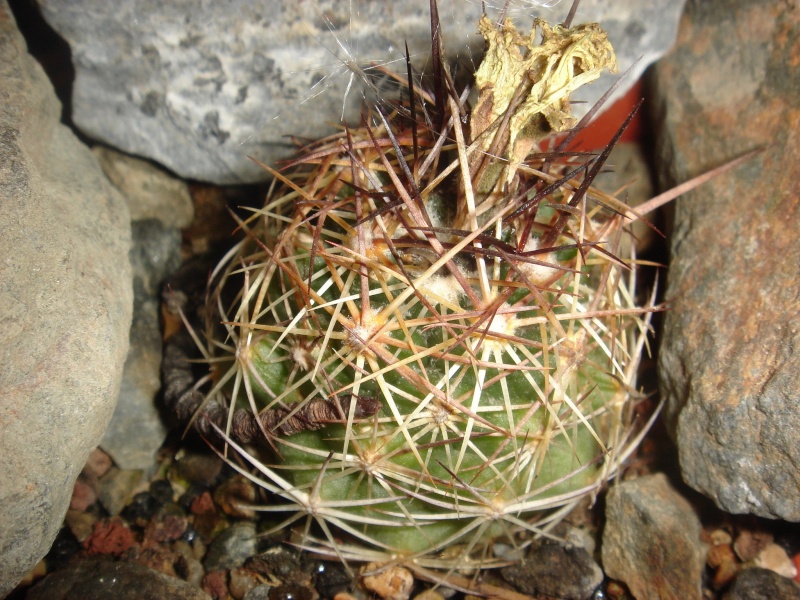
37, 0, 685, 184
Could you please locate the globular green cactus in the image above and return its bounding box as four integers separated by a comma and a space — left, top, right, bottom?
193, 8, 655, 571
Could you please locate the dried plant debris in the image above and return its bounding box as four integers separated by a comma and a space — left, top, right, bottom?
471, 15, 616, 167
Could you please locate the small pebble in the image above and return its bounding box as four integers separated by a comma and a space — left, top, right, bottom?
203, 569, 229, 600
723, 567, 800, 600
174, 540, 206, 588
244, 585, 274, 600
755, 543, 798, 580
502, 533, 603, 600
314, 561, 351, 598
97, 467, 145, 516
603, 580, 632, 600
230, 567, 262, 600
602, 474, 705, 600
189, 490, 216, 515
707, 542, 740, 589
268, 582, 315, 600
131, 545, 181, 578
70, 474, 98, 511
46, 528, 82, 572
204, 522, 258, 571
246, 546, 303, 580
413, 590, 445, 600
187, 489, 229, 543
214, 474, 258, 519
84, 448, 114, 478
81, 517, 137, 557
122, 491, 163, 528
143, 509, 189, 544
710, 528, 734, 546
64, 509, 99, 543
734, 529, 773, 562
172, 448, 224, 486
362, 562, 414, 600
150, 478, 176, 504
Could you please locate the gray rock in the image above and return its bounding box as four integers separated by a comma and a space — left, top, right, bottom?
652, 0, 800, 520
37, 0, 684, 184
204, 522, 258, 572
723, 567, 800, 600
243, 585, 274, 600
170, 448, 224, 488
602, 474, 706, 600
0, 2, 132, 596
26, 559, 211, 600
93, 146, 194, 229
100, 220, 182, 470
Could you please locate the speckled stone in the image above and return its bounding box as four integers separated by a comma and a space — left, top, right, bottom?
602, 474, 706, 600
36, 0, 685, 184
0, 1, 132, 594
653, 0, 800, 520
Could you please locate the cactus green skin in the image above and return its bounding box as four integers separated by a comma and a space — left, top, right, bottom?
202, 14, 651, 567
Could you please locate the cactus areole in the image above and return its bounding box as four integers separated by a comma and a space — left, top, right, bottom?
199, 10, 653, 567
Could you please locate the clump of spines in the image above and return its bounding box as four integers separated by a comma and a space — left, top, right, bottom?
169, 0, 657, 577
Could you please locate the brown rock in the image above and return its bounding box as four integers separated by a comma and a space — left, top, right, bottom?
82, 517, 137, 557
754, 543, 798, 580
707, 542, 740, 590
602, 474, 706, 600
84, 448, 114, 479
203, 570, 229, 600
362, 563, 414, 600
653, 0, 800, 520
734, 528, 773, 563
723, 567, 800, 600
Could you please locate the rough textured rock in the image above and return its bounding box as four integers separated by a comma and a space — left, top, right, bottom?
501, 529, 603, 600
602, 474, 706, 600
0, 2, 132, 596
36, 0, 684, 184
100, 220, 182, 470
723, 567, 800, 600
653, 0, 800, 520
26, 559, 211, 600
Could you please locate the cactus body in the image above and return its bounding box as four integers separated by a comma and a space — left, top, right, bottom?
199, 13, 652, 567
